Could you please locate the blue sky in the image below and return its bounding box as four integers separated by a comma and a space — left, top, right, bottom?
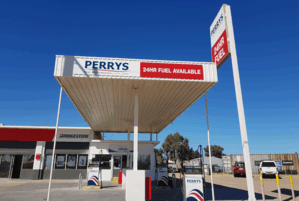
0, 0, 298, 155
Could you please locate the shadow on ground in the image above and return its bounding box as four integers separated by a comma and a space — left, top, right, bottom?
151, 179, 278, 201
271, 188, 299, 201
205, 182, 276, 200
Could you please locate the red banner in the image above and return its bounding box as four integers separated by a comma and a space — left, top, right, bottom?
140, 62, 203, 80
212, 30, 229, 67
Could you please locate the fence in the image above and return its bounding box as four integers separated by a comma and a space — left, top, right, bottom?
229, 153, 299, 174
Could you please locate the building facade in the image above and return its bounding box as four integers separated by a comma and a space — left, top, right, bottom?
0, 125, 159, 180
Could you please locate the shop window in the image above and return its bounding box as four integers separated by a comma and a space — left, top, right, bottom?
96, 155, 111, 170
77, 154, 87, 169
0, 155, 11, 178
114, 156, 121, 169
22, 155, 34, 169
44, 155, 53, 170
55, 154, 66, 169
66, 154, 77, 169
138, 155, 151, 170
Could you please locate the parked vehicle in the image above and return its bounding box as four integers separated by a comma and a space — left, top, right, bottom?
212, 165, 222, 173
204, 164, 210, 175
233, 162, 246, 177
259, 161, 278, 178
168, 164, 177, 173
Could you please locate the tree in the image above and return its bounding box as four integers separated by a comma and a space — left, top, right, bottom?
162, 134, 174, 168
177, 136, 190, 170
189, 148, 201, 159
204, 145, 224, 158
154, 148, 164, 164
161, 132, 192, 169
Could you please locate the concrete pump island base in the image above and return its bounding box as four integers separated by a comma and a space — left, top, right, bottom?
53, 55, 218, 201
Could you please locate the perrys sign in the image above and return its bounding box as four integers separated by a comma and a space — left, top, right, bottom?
210, 4, 231, 68
71, 58, 203, 80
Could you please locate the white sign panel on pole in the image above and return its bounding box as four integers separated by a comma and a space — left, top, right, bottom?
210, 4, 231, 68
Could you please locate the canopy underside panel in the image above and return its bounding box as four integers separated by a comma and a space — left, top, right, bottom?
56, 77, 216, 133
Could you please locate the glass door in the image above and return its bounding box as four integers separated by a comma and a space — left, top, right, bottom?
122, 155, 128, 168
113, 156, 122, 178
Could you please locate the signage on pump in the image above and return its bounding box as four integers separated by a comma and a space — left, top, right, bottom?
210, 4, 231, 68
71, 58, 204, 80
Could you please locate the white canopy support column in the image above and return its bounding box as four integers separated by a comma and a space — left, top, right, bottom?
205, 92, 215, 201
47, 87, 63, 201
127, 131, 130, 168
133, 93, 138, 171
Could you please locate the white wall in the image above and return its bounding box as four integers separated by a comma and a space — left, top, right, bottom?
89, 141, 158, 181
138, 144, 156, 179
33, 141, 45, 170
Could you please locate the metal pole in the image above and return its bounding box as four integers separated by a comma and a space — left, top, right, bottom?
127, 131, 130, 168
205, 92, 215, 201
290, 175, 295, 201
46, 87, 63, 201
259, 174, 265, 201
276, 173, 282, 201
225, 5, 256, 201
100, 150, 102, 188
133, 93, 138, 171
79, 173, 81, 189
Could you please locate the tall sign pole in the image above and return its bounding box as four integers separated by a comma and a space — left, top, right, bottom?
210, 4, 256, 201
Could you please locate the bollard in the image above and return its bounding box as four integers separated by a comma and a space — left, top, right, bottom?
276, 173, 282, 201
290, 175, 295, 201
118, 171, 122, 184
259, 174, 265, 201
79, 173, 81, 189
172, 173, 176, 188
145, 177, 152, 200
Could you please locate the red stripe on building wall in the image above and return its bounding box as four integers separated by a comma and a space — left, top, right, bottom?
0, 128, 55, 141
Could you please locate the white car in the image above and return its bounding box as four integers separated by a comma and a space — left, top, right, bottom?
259, 161, 278, 177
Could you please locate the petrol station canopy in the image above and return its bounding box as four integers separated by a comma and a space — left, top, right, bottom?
54, 55, 218, 133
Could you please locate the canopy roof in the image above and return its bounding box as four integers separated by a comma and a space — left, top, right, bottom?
54, 55, 218, 133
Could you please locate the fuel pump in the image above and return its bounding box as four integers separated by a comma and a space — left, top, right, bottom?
87, 161, 99, 186
157, 163, 168, 186
183, 166, 205, 201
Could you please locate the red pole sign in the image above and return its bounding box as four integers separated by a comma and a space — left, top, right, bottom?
212, 30, 230, 67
